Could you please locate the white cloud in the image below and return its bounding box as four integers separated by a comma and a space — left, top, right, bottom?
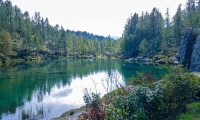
9, 0, 186, 37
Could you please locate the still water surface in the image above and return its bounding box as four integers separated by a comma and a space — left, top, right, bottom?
0, 59, 171, 120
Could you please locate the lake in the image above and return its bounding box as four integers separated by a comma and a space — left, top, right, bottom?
0, 59, 171, 120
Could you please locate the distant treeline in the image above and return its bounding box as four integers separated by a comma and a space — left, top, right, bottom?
69, 30, 106, 41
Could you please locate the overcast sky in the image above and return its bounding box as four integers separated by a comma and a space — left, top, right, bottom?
9, 0, 186, 37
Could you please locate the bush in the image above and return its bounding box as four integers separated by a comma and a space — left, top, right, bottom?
81, 88, 106, 120
187, 102, 200, 113
161, 67, 200, 113
177, 102, 200, 119
126, 66, 200, 119
81, 67, 200, 120
177, 113, 194, 120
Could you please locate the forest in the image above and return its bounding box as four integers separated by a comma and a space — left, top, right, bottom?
0, 0, 200, 63
121, 0, 200, 59
0, 0, 120, 62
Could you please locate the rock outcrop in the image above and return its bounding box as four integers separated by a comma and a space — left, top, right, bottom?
177, 28, 200, 72
177, 29, 194, 64
190, 35, 200, 71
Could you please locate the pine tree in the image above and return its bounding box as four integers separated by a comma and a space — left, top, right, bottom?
0, 30, 13, 57
173, 4, 184, 44
139, 39, 148, 56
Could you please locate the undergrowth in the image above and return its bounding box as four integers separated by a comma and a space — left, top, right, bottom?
80, 66, 200, 120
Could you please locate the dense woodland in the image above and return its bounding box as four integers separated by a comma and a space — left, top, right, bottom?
0, 0, 200, 62
0, 0, 119, 61
121, 0, 200, 58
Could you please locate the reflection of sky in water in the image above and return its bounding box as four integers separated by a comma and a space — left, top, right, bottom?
2, 69, 124, 120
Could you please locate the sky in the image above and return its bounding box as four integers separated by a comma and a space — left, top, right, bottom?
9, 0, 187, 37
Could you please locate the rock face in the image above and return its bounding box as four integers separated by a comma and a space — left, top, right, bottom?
190, 35, 200, 71
177, 29, 194, 64
177, 28, 200, 72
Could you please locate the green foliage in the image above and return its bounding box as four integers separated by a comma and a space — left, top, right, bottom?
122, 8, 164, 57
120, 1, 200, 60
129, 72, 155, 86
177, 113, 194, 120
173, 4, 184, 43
139, 39, 148, 56
177, 102, 200, 120
109, 99, 148, 120
107, 67, 200, 120
0, 0, 121, 60
187, 102, 200, 113
159, 68, 200, 117
83, 88, 101, 107
82, 88, 106, 120
81, 72, 123, 120
0, 30, 13, 57
79, 65, 200, 120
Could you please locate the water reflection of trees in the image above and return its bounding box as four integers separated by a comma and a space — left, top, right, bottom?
0, 59, 122, 118
120, 62, 172, 82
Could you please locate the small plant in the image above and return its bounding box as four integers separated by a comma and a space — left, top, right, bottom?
80, 72, 123, 120
101, 72, 121, 94
81, 88, 106, 120
129, 72, 155, 87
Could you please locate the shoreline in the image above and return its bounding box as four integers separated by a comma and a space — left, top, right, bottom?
52, 106, 86, 120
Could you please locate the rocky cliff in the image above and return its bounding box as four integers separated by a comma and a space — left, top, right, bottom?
177, 29, 194, 64
177, 28, 200, 71
190, 34, 200, 71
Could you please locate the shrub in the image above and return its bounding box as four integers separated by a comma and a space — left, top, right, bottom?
81, 88, 106, 120
177, 102, 200, 119
127, 66, 200, 119
187, 102, 200, 114
177, 113, 194, 120
161, 67, 200, 113
81, 67, 200, 120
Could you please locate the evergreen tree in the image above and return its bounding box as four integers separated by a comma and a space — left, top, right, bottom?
139, 39, 148, 56
0, 30, 13, 57
162, 8, 171, 51
173, 4, 184, 44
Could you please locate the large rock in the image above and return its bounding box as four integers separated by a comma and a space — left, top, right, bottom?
177, 28, 200, 72
190, 35, 200, 71
177, 29, 194, 64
